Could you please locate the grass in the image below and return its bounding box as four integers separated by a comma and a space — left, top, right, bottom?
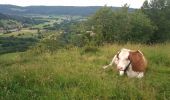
0, 43, 170, 100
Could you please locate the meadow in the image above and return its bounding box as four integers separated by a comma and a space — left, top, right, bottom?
1, 29, 38, 38
0, 43, 170, 100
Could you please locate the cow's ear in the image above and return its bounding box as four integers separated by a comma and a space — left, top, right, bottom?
114, 51, 120, 64
128, 51, 145, 72
112, 54, 118, 65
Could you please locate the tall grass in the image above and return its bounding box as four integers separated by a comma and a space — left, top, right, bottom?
0, 43, 170, 100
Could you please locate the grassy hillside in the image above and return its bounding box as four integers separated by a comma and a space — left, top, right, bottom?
0, 43, 170, 100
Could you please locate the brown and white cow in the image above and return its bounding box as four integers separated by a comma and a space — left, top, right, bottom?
103, 48, 147, 78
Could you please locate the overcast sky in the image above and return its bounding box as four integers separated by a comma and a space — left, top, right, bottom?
0, 0, 146, 8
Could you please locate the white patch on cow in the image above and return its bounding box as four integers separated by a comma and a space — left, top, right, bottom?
126, 65, 144, 78
117, 48, 131, 71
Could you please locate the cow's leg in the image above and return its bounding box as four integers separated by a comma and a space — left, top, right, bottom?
137, 72, 144, 78
119, 71, 124, 76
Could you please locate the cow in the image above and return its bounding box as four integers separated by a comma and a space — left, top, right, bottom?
103, 48, 147, 78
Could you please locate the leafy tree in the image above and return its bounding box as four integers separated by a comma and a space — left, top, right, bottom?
129, 10, 156, 43
86, 5, 155, 44
89, 6, 114, 44
111, 4, 132, 43
142, 0, 170, 43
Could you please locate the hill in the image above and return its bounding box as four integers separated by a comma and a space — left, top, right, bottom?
0, 13, 11, 19
0, 43, 170, 99
0, 12, 50, 29
0, 4, 135, 16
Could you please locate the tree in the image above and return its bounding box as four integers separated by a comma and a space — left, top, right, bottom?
89, 6, 114, 44
129, 10, 156, 43
112, 4, 132, 43
85, 5, 155, 44
142, 0, 170, 43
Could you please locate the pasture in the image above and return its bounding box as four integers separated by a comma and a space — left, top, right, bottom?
0, 29, 38, 54
0, 43, 170, 100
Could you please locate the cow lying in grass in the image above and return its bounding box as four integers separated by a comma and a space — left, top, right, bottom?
103, 48, 147, 78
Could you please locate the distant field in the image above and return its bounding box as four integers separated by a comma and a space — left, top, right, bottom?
32, 19, 57, 29
32, 15, 85, 29
0, 28, 39, 54
1, 28, 38, 38
0, 43, 170, 100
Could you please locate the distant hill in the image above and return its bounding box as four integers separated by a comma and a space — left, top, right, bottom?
0, 13, 11, 20
0, 4, 135, 16
0, 12, 48, 26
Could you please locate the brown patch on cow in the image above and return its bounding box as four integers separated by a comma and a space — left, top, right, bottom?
128, 50, 147, 72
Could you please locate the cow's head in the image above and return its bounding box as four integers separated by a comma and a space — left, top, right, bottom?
115, 49, 131, 71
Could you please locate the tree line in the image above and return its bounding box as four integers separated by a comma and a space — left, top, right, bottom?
59, 0, 170, 46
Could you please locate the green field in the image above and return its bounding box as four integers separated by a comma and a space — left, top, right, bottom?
0, 28, 39, 54
31, 15, 82, 29
1, 29, 38, 38
0, 43, 170, 100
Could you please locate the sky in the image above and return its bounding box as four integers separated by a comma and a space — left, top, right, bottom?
0, 0, 146, 8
